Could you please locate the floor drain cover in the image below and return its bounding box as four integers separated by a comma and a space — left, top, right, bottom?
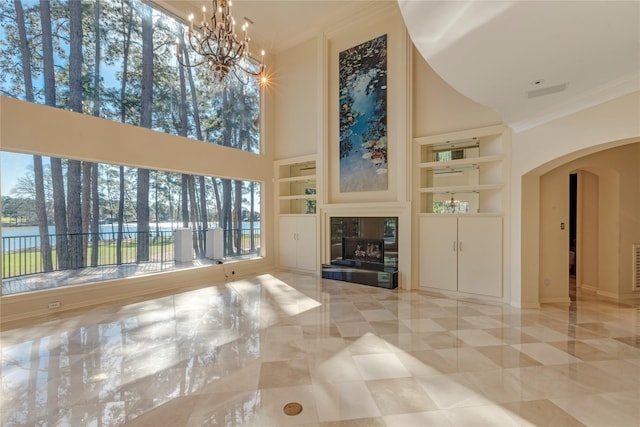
283, 402, 303, 416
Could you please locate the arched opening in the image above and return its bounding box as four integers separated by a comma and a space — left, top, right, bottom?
521, 140, 638, 306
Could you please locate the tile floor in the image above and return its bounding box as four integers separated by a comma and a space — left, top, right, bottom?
1, 271, 639, 426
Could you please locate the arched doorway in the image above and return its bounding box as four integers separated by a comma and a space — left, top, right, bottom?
522, 141, 634, 306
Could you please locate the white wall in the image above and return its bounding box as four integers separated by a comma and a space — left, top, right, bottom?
412, 49, 502, 137
512, 91, 640, 307
273, 37, 318, 160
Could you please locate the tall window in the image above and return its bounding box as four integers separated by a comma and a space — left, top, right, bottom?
1, 152, 262, 295
0, 0, 261, 153
0, 0, 266, 295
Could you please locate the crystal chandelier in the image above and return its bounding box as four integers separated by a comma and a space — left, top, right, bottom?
445, 196, 459, 213
176, 0, 265, 83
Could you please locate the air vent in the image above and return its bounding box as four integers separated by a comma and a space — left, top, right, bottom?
527, 82, 569, 99
633, 244, 640, 290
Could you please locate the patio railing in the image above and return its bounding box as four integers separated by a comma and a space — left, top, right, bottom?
1, 227, 260, 279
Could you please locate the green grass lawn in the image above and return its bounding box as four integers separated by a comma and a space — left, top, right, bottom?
2, 239, 175, 279
2, 232, 261, 279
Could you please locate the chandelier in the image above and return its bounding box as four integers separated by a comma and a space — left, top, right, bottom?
176, 0, 265, 84
445, 196, 459, 213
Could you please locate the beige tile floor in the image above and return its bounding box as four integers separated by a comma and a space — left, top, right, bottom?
1, 270, 639, 426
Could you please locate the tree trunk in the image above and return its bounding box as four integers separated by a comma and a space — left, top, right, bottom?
91, 163, 100, 266
93, 0, 101, 117
181, 38, 209, 253
67, 160, 83, 269
41, 0, 70, 269
136, 3, 153, 262
234, 180, 242, 255
250, 181, 255, 252
222, 179, 232, 255
90, 0, 102, 267
198, 176, 208, 249
188, 175, 201, 258
221, 87, 235, 255
117, 0, 133, 262
67, 0, 84, 268
117, 166, 124, 264
81, 162, 92, 266
181, 175, 189, 228
16, 0, 53, 271
178, 38, 190, 236
212, 177, 222, 227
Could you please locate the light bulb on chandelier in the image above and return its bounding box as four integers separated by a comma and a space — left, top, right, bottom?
175, 0, 266, 84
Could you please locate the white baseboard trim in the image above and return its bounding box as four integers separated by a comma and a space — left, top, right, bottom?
539, 296, 572, 304
1, 258, 270, 325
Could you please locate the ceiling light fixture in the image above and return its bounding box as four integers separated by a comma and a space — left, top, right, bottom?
176, 0, 265, 84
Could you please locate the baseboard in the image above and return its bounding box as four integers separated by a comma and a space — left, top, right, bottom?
597, 289, 640, 302
1, 258, 271, 326
539, 296, 572, 304
580, 283, 598, 292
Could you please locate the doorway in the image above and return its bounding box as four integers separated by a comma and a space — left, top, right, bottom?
569, 173, 577, 300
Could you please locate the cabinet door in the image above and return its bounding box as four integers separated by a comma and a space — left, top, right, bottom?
420, 217, 458, 291
457, 216, 502, 297
279, 217, 298, 269
296, 216, 317, 271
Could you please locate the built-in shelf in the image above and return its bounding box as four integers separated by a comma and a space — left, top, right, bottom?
274, 155, 317, 215
274, 155, 319, 273
417, 154, 503, 170
413, 125, 508, 215
418, 184, 503, 194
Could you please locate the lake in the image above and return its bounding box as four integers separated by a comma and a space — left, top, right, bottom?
1, 222, 260, 248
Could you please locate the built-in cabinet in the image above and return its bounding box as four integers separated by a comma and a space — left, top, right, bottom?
419, 216, 502, 297
275, 155, 318, 272
414, 124, 507, 214
414, 125, 509, 299
279, 215, 317, 271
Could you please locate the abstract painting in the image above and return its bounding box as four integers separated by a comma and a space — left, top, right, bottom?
339, 34, 388, 192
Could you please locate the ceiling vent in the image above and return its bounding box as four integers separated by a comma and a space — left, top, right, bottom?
527, 82, 569, 99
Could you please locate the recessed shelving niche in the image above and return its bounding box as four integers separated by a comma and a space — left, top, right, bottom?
274, 155, 317, 215
413, 125, 508, 214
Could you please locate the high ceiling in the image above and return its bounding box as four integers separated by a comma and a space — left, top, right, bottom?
160, 1, 640, 131
399, 0, 640, 131
159, 1, 360, 53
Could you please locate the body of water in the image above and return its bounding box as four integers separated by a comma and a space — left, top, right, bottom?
1, 222, 260, 249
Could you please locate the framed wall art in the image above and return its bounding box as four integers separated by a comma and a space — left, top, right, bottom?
338, 34, 388, 193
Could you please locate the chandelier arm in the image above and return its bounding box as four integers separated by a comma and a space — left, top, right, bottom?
187, 32, 202, 57
179, 38, 204, 69
232, 64, 251, 84
177, 0, 265, 84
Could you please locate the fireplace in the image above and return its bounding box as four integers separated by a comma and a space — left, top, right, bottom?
343, 237, 384, 263
322, 216, 398, 289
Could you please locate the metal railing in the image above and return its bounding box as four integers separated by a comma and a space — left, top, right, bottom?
1, 227, 260, 279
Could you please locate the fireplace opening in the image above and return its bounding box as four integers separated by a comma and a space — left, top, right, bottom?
323, 217, 398, 288
343, 237, 384, 263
